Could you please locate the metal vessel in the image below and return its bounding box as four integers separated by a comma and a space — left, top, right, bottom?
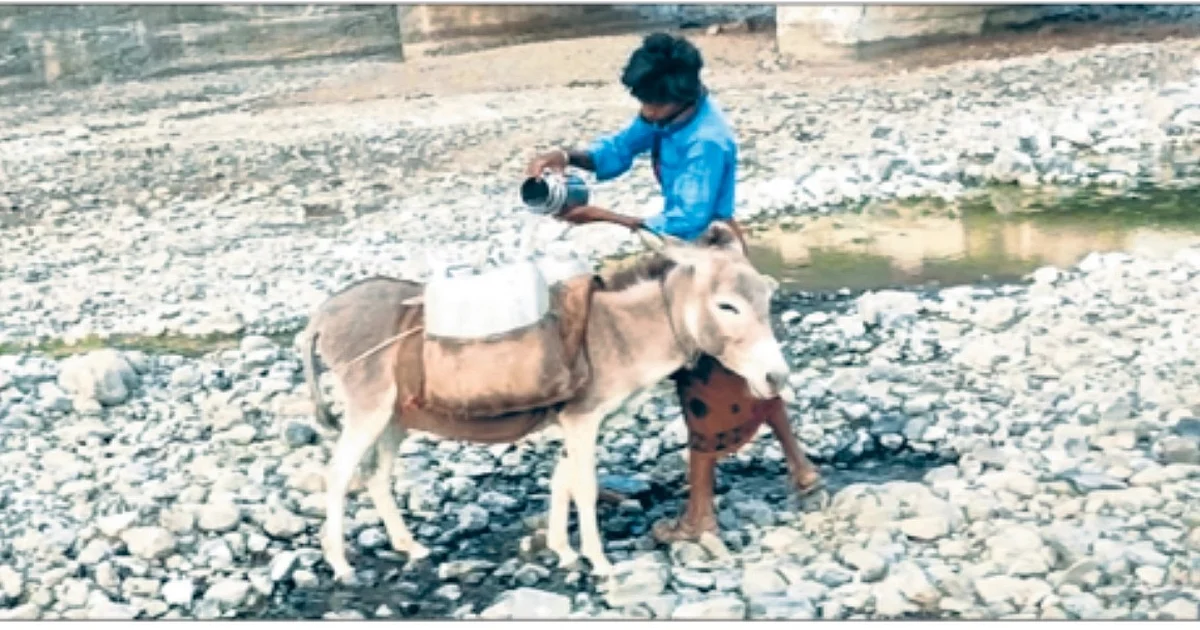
520, 171, 590, 216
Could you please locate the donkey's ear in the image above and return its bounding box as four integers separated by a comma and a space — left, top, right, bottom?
697, 223, 744, 253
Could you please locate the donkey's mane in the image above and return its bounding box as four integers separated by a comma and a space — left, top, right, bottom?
597, 252, 678, 293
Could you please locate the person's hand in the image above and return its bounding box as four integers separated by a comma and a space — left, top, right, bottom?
525, 149, 569, 178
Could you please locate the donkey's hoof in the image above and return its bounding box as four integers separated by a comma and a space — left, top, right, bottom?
551, 547, 579, 569
403, 541, 431, 562
331, 565, 358, 585
585, 555, 613, 577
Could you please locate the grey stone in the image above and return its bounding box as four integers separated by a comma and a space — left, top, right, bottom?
283, 422, 319, 447
457, 504, 490, 533
673, 597, 747, 619
513, 563, 551, 587
741, 565, 788, 597
1157, 437, 1200, 465
1061, 592, 1105, 619
749, 594, 817, 619
437, 559, 497, 583
58, 349, 139, 406
605, 559, 670, 608
481, 588, 571, 619
203, 579, 252, 608
356, 527, 388, 549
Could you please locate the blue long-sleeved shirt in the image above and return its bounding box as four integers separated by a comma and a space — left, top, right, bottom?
586, 95, 737, 242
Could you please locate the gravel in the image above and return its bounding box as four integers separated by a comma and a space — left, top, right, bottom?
1, 25, 1200, 622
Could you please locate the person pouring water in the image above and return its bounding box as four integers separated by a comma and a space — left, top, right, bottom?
525, 32, 824, 543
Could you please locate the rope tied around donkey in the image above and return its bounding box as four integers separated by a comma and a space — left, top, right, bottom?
326, 324, 425, 374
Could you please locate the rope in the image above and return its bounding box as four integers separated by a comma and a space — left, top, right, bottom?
327, 324, 425, 373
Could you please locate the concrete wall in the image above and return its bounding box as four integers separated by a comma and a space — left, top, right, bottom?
396, 4, 775, 56
1, 4, 775, 87
774, 4, 1200, 61
775, 5, 1077, 61
0, 5, 402, 90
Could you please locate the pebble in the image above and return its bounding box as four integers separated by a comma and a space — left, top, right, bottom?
120, 527, 176, 560
1159, 597, 1200, 620
283, 423, 319, 448
162, 579, 195, 607
198, 503, 242, 533
263, 510, 307, 539
605, 559, 670, 608
203, 579, 252, 608
899, 516, 950, 541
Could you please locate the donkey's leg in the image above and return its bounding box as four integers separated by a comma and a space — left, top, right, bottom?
762, 399, 823, 495
367, 420, 429, 561
322, 389, 394, 582
560, 411, 612, 576
545, 451, 579, 568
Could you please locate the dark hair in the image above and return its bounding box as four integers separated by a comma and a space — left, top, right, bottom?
620, 32, 704, 105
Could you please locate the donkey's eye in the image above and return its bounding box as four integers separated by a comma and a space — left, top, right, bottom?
718, 302, 740, 315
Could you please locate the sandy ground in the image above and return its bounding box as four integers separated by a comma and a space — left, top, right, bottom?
286, 18, 1200, 105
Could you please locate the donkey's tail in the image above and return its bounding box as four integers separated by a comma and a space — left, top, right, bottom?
300, 323, 339, 431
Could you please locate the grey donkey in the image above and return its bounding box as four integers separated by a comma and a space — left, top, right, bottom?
298, 223, 791, 582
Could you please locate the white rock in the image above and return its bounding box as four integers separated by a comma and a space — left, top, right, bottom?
57, 349, 139, 406
480, 588, 571, 619
121, 527, 176, 560
203, 579, 252, 608
162, 579, 195, 607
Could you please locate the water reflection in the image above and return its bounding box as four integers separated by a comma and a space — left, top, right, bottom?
747, 187, 1200, 292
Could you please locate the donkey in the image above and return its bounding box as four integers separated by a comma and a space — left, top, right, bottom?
298, 223, 791, 582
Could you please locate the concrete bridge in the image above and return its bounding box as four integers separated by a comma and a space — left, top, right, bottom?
0, 4, 1178, 90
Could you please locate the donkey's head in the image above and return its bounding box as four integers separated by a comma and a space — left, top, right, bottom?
655, 224, 791, 400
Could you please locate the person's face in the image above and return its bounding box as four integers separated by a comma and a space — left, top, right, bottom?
639, 101, 689, 128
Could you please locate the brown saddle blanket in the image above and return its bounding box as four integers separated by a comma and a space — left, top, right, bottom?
414, 274, 600, 419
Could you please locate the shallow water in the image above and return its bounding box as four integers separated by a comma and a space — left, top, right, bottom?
746, 185, 1200, 292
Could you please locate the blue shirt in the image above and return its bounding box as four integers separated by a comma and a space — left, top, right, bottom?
586, 95, 737, 242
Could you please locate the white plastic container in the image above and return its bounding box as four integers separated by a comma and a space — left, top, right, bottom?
423, 260, 551, 340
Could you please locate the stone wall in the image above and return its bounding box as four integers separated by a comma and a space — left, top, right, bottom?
0, 5, 402, 90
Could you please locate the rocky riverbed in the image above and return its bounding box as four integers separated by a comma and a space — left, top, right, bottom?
0, 31, 1199, 347
2, 249, 1200, 620
2, 25, 1200, 621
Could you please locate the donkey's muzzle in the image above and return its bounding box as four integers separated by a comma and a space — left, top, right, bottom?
766, 370, 788, 396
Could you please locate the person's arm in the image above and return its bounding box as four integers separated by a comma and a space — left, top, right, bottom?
582, 116, 654, 181
525, 116, 653, 180
556, 204, 644, 231
642, 139, 728, 240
